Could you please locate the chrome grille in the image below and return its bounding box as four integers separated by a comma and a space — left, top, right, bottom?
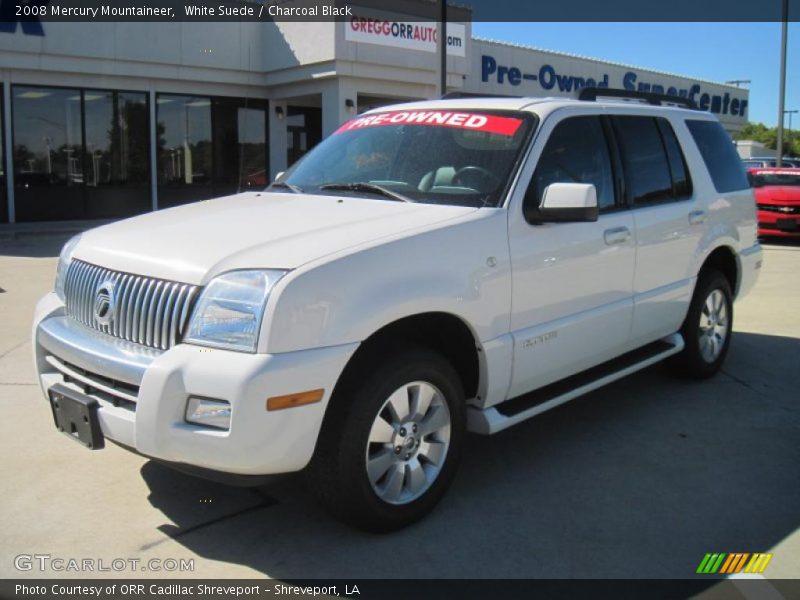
64, 259, 200, 350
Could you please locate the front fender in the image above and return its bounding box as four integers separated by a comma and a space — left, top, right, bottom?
261, 210, 511, 354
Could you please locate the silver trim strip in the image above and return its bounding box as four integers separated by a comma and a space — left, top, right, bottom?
740, 243, 763, 257
44, 355, 139, 404
38, 316, 160, 386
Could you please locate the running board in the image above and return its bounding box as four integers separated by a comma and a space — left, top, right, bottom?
467, 333, 684, 435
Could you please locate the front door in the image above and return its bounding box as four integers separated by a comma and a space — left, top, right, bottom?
507, 113, 636, 398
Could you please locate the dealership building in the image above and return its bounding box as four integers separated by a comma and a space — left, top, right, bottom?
0, 9, 750, 223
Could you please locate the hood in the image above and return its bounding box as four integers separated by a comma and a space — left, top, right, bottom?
754, 186, 800, 204
75, 192, 477, 284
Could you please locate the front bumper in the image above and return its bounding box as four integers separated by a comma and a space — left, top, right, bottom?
757, 209, 800, 237
33, 293, 358, 476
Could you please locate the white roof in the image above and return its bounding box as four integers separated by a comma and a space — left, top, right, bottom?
363, 96, 717, 121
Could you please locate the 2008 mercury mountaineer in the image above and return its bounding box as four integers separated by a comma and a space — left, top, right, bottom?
33, 91, 762, 531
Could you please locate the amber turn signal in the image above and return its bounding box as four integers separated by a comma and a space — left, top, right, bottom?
266, 389, 324, 411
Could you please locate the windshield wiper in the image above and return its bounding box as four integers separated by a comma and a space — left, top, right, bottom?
267, 181, 303, 194
319, 182, 414, 203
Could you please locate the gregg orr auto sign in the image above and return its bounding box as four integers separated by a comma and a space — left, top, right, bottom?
346, 15, 466, 57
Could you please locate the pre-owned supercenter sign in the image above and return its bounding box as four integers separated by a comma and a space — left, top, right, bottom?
479, 53, 748, 119
346, 16, 466, 57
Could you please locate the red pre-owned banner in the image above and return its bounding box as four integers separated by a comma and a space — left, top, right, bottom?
335, 111, 524, 136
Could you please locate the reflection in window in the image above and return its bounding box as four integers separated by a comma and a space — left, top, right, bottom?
83, 90, 150, 217
157, 95, 213, 205
0, 85, 6, 223
237, 107, 267, 189
613, 116, 674, 204
526, 116, 615, 212
12, 85, 149, 221
213, 99, 267, 193
12, 86, 84, 221
13, 86, 83, 186
157, 94, 267, 207
84, 91, 148, 187
686, 119, 749, 194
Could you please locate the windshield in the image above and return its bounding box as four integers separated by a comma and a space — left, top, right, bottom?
750, 171, 800, 187
275, 109, 535, 207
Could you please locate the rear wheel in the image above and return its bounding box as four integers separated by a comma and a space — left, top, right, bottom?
669, 270, 733, 379
307, 346, 465, 532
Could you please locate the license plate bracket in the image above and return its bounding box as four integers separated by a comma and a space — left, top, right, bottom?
48, 384, 105, 450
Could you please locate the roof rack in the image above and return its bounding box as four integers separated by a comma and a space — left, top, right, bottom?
577, 87, 697, 110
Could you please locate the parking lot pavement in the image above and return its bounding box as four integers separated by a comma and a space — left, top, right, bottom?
1, 235, 798, 582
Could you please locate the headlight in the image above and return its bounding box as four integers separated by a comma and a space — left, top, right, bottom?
54, 233, 82, 300
185, 270, 286, 353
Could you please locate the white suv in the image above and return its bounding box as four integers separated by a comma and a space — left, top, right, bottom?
33, 94, 762, 531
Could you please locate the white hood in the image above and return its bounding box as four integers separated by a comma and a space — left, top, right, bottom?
75, 192, 476, 284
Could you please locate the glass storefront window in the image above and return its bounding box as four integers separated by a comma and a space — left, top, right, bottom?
83, 90, 150, 218
213, 99, 268, 193
11, 85, 149, 221
238, 107, 267, 189
0, 85, 6, 223
157, 94, 267, 207
12, 86, 84, 221
156, 95, 213, 208
9, 86, 267, 221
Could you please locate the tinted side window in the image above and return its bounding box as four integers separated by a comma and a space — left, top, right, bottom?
525, 116, 615, 217
612, 116, 673, 204
686, 120, 749, 193
656, 118, 692, 199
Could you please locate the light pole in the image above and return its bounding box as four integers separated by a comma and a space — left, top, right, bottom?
785, 109, 799, 158
776, 0, 789, 167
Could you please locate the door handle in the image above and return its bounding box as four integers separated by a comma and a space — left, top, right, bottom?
604, 226, 631, 245
689, 210, 707, 225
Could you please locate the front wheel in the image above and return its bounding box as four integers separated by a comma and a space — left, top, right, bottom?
307, 346, 465, 532
669, 270, 733, 379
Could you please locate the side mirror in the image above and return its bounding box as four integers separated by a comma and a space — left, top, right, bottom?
527, 182, 599, 223
274, 171, 285, 182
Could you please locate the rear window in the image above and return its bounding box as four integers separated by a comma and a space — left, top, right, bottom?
686, 120, 749, 193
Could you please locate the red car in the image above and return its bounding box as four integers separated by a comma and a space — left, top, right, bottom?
748, 168, 800, 238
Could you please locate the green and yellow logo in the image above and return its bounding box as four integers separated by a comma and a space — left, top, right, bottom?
696, 552, 773, 574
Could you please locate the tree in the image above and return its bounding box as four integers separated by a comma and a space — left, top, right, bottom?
734, 122, 800, 157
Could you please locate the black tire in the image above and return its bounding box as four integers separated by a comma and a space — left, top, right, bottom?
306, 345, 465, 532
668, 269, 733, 379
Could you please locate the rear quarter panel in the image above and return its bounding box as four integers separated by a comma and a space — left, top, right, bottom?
672, 116, 758, 294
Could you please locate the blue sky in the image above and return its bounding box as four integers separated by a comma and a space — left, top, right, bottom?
473, 23, 800, 127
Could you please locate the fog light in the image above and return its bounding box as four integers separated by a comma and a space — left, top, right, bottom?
185, 397, 231, 430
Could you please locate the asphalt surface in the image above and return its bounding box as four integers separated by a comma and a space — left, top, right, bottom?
0, 231, 798, 583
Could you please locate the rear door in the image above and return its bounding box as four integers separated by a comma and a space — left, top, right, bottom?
611, 115, 701, 347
